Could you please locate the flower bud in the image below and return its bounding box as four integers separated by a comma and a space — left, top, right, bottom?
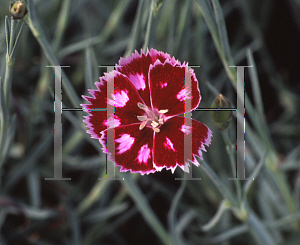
210, 94, 232, 131
10, 1, 28, 19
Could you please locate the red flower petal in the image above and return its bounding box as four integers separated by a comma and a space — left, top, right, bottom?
100, 124, 156, 175
116, 49, 178, 108
153, 116, 212, 173
81, 71, 145, 139
148, 60, 200, 117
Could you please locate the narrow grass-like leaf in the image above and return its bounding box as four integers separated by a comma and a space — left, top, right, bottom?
266, 212, 300, 230
8, 18, 15, 56
243, 152, 266, 201
246, 50, 274, 152
5, 16, 10, 56
59, 0, 131, 58
4, 129, 53, 190
0, 114, 16, 167
83, 203, 128, 223
222, 130, 242, 201
195, 0, 220, 54
10, 22, 24, 59
27, 171, 41, 207
125, 0, 145, 56
205, 80, 221, 98
67, 206, 81, 245
59, 35, 105, 59
76, 170, 110, 215
196, 157, 239, 207
85, 47, 94, 91
246, 211, 277, 245
212, 0, 234, 65
246, 49, 265, 125
101, 37, 130, 55
168, 179, 186, 245
209, 224, 248, 243
0, 77, 7, 128
122, 173, 172, 245
176, 210, 196, 237
173, 0, 191, 55
21, 206, 58, 220
195, 0, 236, 85
52, 0, 71, 52
142, 0, 154, 52
202, 199, 230, 231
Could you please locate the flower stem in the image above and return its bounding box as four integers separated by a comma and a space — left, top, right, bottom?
0, 16, 24, 187
246, 211, 277, 245
222, 130, 242, 202
168, 179, 187, 245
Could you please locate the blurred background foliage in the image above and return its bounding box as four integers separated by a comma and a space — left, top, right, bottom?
0, 0, 300, 244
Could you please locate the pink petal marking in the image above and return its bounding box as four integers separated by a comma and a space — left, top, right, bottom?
115, 134, 135, 154
180, 124, 192, 134
108, 90, 129, 107
176, 87, 192, 102
163, 137, 176, 152
129, 73, 146, 91
104, 115, 121, 129
137, 144, 151, 164
160, 82, 168, 88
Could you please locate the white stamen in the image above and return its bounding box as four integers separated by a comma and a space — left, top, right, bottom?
153, 127, 160, 133
137, 102, 168, 133
158, 109, 169, 114
151, 121, 159, 128
137, 115, 147, 121
139, 120, 148, 130
137, 102, 147, 110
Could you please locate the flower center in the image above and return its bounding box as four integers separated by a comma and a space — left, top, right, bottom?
137, 102, 168, 133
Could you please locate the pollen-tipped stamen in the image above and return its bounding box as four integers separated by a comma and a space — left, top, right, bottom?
137, 102, 147, 110
158, 109, 169, 114
151, 121, 159, 128
137, 115, 147, 121
153, 128, 160, 133
137, 102, 168, 133
139, 120, 148, 130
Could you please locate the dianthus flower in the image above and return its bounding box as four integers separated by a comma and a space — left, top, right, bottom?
81, 49, 212, 175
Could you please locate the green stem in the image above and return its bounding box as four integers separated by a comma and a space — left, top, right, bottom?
198, 157, 239, 208
168, 179, 186, 245
1, 17, 25, 175
4, 54, 14, 109
8, 18, 15, 55
246, 211, 277, 245
222, 130, 242, 202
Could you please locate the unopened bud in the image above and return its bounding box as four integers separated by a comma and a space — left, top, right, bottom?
10, 1, 28, 19
210, 94, 232, 131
